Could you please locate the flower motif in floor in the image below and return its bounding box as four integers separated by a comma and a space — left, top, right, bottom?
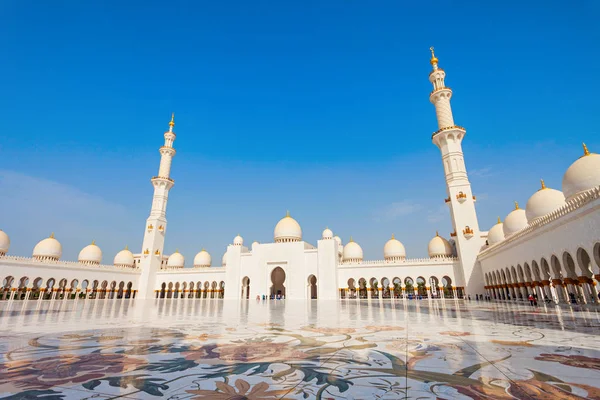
187, 379, 289, 399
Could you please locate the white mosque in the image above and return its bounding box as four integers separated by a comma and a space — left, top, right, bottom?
1, 49, 599, 304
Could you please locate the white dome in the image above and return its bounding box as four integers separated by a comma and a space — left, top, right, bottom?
78, 241, 102, 265
334, 236, 342, 246
222, 253, 227, 266
252, 241, 260, 247
274, 212, 302, 243
383, 234, 406, 261
428, 233, 453, 258
114, 246, 134, 267
193, 249, 211, 267
343, 237, 363, 262
487, 218, 505, 246
503, 202, 528, 237
33, 233, 62, 261
562, 144, 600, 201
322, 227, 333, 240
167, 250, 185, 268
0, 229, 9, 255
525, 180, 566, 223
233, 234, 244, 246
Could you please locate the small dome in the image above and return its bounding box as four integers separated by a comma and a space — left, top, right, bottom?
0, 229, 10, 255
193, 249, 211, 267
343, 237, 363, 262
487, 218, 505, 246
222, 253, 227, 266
384, 234, 406, 261
233, 234, 244, 246
274, 211, 302, 243
114, 246, 134, 267
167, 250, 185, 268
562, 144, 600, 201
33, 233, 62, 261
334, 236, 342, 246
78, 240, 102, 265
428, 232, 453, 258
252, 241, 260, 247
322, 227, 333, 240
503, 202, 528, 237
525, 180, 566, 223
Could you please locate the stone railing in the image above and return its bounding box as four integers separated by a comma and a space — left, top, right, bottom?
0, 255, 140, 272
480, 185, 600, 257
340, 256, 458, 267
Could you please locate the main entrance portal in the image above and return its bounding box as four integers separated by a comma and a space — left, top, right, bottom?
270, 267, 286, 298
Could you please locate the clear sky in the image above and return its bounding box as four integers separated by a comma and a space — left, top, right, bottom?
1, 1, 599, 263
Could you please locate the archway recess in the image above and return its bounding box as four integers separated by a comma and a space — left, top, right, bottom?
271, 267, 286, 297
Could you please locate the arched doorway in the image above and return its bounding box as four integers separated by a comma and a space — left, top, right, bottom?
307, 275, 317, 299
242, 277, 250, 299
271, 267, 286, 298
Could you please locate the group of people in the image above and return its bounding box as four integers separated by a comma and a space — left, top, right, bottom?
256, 293, 285, 301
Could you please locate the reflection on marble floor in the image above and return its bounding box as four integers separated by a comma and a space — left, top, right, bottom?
1, 299, 600, 399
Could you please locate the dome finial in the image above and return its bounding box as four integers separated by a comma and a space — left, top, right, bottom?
583, 142, 590, 156
514, 201, 519, 210
285, 210, 290, 218
429, 46, 439, 68
435, 230, 439, 237
125, 245, 129, 250
50, 232, 55, 239
391, 233, 395, 240
175, 248, 179, 253
91, 239, 96, 245
349, 236, 354, 242
540, 179, 546, 189
497, 216, 501, 224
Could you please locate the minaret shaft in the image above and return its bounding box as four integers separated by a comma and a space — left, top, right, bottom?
137, 114, 177, 299
428, 48, 484, 295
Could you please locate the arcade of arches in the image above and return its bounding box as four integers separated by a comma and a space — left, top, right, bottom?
0, 276, 135, 301
484, 244, 600, 305
341, 275, 463, 299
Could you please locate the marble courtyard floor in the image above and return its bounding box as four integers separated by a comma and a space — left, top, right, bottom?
0, 299, 599, 399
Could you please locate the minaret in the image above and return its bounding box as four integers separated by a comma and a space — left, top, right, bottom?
428, 48, 483, 295
137, 114, 177, 299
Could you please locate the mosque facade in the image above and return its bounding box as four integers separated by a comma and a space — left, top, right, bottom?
1, 50, 599, 304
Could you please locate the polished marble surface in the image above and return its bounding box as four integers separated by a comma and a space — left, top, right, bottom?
1, 298, 599, 399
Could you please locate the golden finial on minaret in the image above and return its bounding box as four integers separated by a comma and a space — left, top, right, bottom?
540, 179, 546, 190
583, 143, 590, 156
514, 201, 519, 210
429, 46, 439, 66
169, 113, 175, 127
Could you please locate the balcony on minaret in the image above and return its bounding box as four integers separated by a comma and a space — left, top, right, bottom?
462, 226, 475, 239
456, 191, 467, 203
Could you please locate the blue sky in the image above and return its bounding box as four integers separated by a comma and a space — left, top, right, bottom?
1, 1, 599, 262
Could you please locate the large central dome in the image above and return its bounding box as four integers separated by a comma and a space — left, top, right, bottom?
274, 211, 302, 243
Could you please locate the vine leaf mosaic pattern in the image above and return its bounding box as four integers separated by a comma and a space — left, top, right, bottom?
0, 299, 599, 399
